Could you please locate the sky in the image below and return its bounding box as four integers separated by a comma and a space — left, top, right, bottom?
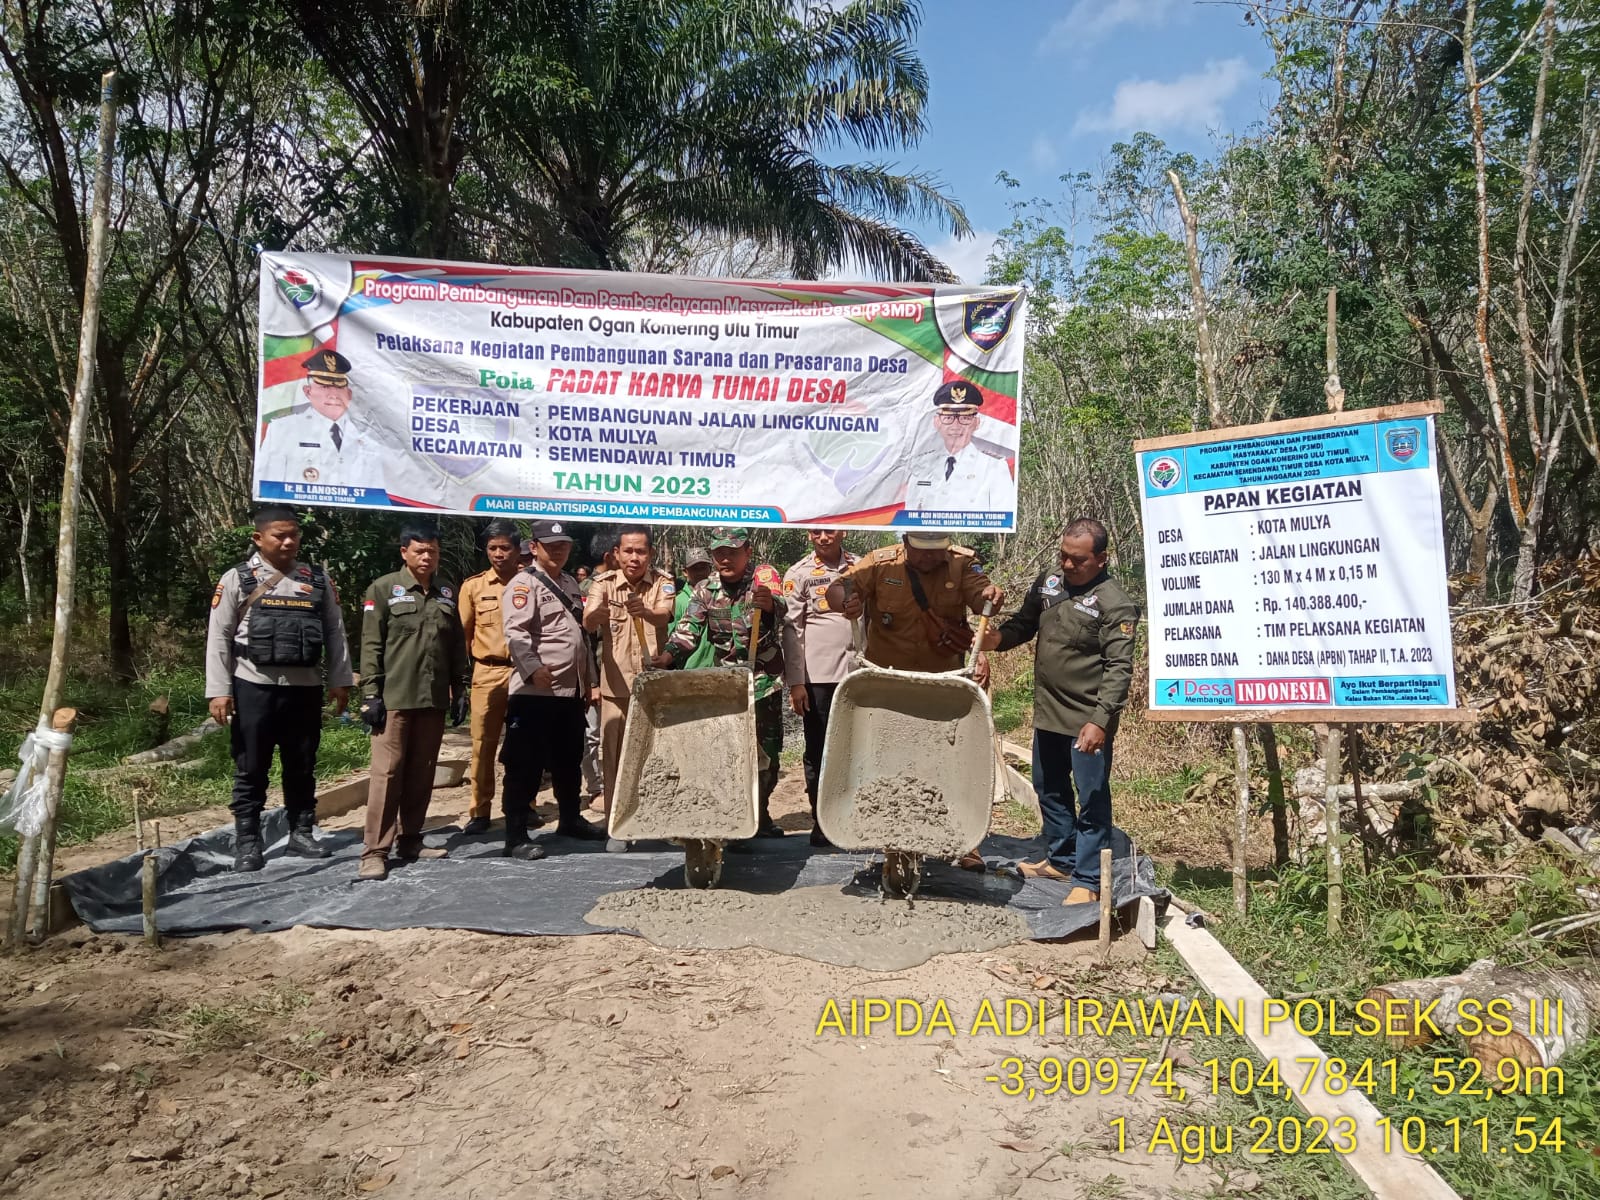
892, 0, 1274, 281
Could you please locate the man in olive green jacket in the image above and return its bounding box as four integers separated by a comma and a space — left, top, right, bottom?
357, 522, 470, 880
981, 516, 1138, 905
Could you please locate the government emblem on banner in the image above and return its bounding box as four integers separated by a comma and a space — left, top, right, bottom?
1385, 426, 1420, 463
963, 297, 1016, 351
1147, 454, 1181, 490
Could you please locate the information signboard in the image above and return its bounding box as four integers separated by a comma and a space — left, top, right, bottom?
1135, 402, 1464, 722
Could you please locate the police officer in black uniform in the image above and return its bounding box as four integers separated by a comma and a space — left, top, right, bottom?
205, 505, 354, 871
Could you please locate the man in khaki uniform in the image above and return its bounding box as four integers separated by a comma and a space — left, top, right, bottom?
457, 520, 525, 834
582, 527, 675, 850
781, 529, 858, 846
501, 520, 606, 856
828, 532, 1003, 676
358, 522, 469, 881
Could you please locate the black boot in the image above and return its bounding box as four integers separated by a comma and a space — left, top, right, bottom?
233, 814, 265, 873
755, 802, 785, 839
503, 801, 547, 860
285, 809, 331, 858
555, 793, 607, 841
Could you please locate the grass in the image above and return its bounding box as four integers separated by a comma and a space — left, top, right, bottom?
1154, 856, 1600, 1199
1, 651, 370, 870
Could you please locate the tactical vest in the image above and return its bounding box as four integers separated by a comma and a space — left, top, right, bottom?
235, 562, 328, 668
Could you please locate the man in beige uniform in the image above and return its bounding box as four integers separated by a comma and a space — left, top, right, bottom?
457, 519, 525, 834
583, 526, 675, 852
781, 529, 858, 847
501, 519, 607, 857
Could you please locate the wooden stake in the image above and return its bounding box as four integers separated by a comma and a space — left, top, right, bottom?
7, 708, 78, 947
1097, 849, 1113, 954
1232, 724, 1251, 913
9, 71, 118, 946
1326, 727, 1344, 935
1258, 725, 1289, 867
1325, 287, 1346, 412
141, 854, 160, 948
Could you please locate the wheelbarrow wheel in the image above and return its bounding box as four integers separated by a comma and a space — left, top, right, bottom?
881, 850, 922, 900
683, 839, 723, 889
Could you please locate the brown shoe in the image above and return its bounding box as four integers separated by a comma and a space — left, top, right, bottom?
1063, 886, 1099, 906
1017, 859, 1070, 881
399, 846, 449, 863
358, 857, 388, 882
955, 850, 986, 871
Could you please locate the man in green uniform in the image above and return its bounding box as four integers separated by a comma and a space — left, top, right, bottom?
672, 545, 717, 669
654, 529, 786, 836
357, 522, 470, 880
980, 516, 1137, 904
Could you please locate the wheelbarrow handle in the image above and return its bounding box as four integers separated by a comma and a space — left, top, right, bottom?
633, 615, 650, 662
840, 576, 867, 662
965, 600, 995, 676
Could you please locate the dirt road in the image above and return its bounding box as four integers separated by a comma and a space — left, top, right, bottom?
2, 738, 1232, 1199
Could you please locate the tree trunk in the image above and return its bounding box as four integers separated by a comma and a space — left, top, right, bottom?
101, 359, 138, 682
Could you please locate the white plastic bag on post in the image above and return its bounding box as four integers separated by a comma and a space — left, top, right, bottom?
0, 720, 74, 838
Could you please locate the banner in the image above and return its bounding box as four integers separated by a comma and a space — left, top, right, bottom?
1135, 403, 1458, 718
254, 253, 1024, 530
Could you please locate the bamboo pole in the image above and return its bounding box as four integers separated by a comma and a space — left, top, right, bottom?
9, 71, 118, 947
1232, 725, 1252, 912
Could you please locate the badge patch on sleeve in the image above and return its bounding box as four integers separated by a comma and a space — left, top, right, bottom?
210, 582, 224, 609
1120, 621, 1135, 635
663, 583, 676, 596
362, 599, 376, 613
783, 579, 796, 593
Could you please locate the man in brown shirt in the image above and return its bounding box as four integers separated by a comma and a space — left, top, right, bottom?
581, 526, 675, 851
457, 520, 525, 835
500, 520, 606, 857
827, 532, 1002, 676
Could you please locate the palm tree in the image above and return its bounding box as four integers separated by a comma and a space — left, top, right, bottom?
474, 0, 970, 279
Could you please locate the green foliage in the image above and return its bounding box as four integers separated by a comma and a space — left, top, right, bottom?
0, 656, 369, 871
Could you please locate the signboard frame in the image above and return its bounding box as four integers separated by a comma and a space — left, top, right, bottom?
1133, 399, 1472, 725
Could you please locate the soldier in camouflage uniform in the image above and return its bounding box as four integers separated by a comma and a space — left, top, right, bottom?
654, 528, 787, 836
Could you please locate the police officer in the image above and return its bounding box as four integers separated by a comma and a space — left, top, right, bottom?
655, 529, 787, 837
457, 519, 527, 835
582, 526, 675, 852
980, 517, 1137, 904
781, 529, 859, 846
357, 522, 469, 881
255, 349, 386, 494
502, 520, 606, 856
906, 381, 1013, 514
826, 532, 1003, 676
205, 505, 353, 871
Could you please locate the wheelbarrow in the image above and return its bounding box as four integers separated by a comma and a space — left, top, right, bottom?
606, 566, 782, 889
608, 666, 758, 888
815, 597, 998, 899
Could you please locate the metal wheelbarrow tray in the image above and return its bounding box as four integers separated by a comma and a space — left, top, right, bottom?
815, 665, 997, 896
608, 666, 759, 888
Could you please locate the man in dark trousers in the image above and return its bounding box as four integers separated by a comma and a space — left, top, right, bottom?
357, 522, 469, 881
501, 520, 606, 857
781, 529, 858, 847
205, 505, 352, 871
981, 517, 1137, 905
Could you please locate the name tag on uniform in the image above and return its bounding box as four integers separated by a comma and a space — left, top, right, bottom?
884, 577, 903, 587
389, 596, 416, 608
298, 441, 322, 448
1073, 601, 1099, 616
915, 480, 932, 487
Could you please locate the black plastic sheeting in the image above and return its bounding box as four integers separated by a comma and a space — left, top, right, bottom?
62, 809, 1167, 942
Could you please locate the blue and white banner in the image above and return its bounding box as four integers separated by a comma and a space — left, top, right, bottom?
1136, 405, 1457, 715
